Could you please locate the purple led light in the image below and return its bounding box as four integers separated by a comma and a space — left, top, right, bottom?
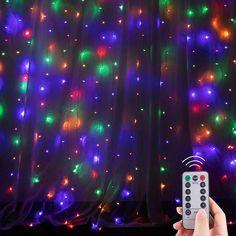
121, 189, 131, 198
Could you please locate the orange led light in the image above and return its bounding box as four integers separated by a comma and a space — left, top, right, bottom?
61, 177, 69, 186
0, 61, 3, 73
40, 12, 46, 21
212, 17, 219, 30
221, 29, 230, 40
34, 132, 39, 142
47, 190, 55, 199
126, 175, 133, 182
160, 183, 166, 190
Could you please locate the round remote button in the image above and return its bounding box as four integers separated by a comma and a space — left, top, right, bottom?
201, 202, 206, 208
185, 196, 191, 201
200, 189, 206, 194
193, 175, 198, 181
185, 175, 191, 181
185, 210, 191, 215
185, 189, 191, 195
200, 182, 206, 187
200, 175, 206, 181
200, 195, 206, 201
185, 182, 191, 188
186, 203, 191, 208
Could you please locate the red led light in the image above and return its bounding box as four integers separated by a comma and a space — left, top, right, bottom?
97, 47, 107, 57
23, 29, 32, 38
221, 174, 228, 182
192, 105, 200, 113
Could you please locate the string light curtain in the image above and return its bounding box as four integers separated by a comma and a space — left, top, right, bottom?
0, 0, 236, 230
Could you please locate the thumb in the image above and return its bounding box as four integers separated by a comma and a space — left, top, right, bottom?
193, 209, 209, 236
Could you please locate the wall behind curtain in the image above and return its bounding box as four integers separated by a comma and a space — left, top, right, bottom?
0, 0, 236, 230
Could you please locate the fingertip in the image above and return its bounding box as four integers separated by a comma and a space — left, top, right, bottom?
173, 220, 182, 230
173, 223, 178, 230
196, 208, 207, 218
176, 206, 182, 214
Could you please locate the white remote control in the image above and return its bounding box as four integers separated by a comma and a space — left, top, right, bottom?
182, 171, 209, 229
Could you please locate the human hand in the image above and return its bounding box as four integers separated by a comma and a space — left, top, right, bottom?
173, 197, 228, 236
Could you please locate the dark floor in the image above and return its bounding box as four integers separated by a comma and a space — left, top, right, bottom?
0, 223, 235, 236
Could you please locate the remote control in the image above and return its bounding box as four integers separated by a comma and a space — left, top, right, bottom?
182, 171, 209, 229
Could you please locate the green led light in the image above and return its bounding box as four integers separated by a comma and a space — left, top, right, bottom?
1, 52, 6, 56
0, 103, 5, 119
158, 109, 166, 118
72, 163, 89, 179
113, 61, 118, 67
44, 54, 53, 65
20, 81, 27, 93
159, 0, 170, 8
45, 114, 55, 125
232, 125, 236, 136
187, 9, 194, 18
51, 0, 63, 13
91, 122, 104, 135
95, 189, 102, 196
119, 4, 124, 11
32, 176, 40, 184
201, 5, 209, 15
162, 46, 173, 60
12, 135, 21, 146
70, 105, 82, 115
90, 3, 101, 18
79, 49, 92, 63
73, 164, 81, 174
96, 63, 111, 77
215, 115, 221, 124
160, 166, 166, 172
215, 62, 227, 81
230, 18, 236, 24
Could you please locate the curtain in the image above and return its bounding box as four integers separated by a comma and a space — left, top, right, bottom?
0, 0, 236, 230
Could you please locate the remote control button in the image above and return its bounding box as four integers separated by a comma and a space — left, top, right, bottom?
185, 189, 191, 195
185, 175, 191, 181
193, 175, 198, 181
200, 182, 206, 187
185, 196, 191, 201
200, 195, 206, 201
186, 203, 191, 208
200, 189, 206, 194
201, 202, 206, 208
200, 175, 206, 181
185, 210, 191, 215
185, 182, 191, 188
